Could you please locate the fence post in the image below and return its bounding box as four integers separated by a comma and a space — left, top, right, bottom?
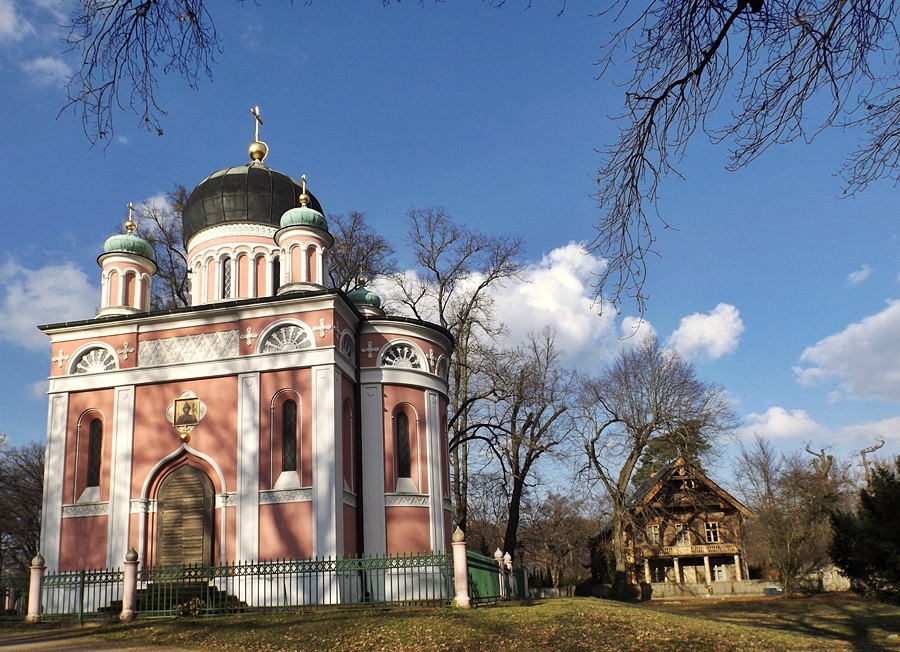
121, 547, 139, 621
450, 527, 470, 608
493, 549, 507, 600
503, 553, 513, 599
25, 553, 45, 624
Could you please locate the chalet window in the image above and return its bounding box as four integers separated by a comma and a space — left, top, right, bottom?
86, 418, 103, 488
282, 400, 298, 472
713, 564, 725, 581
646, 524, 660, 544
397, 412, 411, 479
675, 524, 690, 546
705, 522, 720, 543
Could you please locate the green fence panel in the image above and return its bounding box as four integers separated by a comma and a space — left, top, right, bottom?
465, 551, 504, 605
40, 568, 124, 622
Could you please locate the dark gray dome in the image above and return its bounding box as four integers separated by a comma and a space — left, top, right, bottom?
182, 164, 324, 242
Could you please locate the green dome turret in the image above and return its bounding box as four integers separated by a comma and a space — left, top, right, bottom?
102, 205, 155, 261
280, 174, 328, 231
348, 286, 382, 309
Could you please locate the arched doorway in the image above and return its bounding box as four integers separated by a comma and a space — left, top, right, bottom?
155, 465, 214, 567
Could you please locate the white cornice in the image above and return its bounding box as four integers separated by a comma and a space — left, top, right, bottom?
361, 321, 452, 350
359, 367, 449, 395
187, 223, 278, 251
47, 346, 341, 393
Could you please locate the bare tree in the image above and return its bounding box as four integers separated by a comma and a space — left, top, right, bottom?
735, 436, 850, 595
387, 206, 523, 531
131, 186, 190, 310
486, 328, 574, 555
327, 211, 397, 293
593, 1, 900, 314
577, 335, 737, 598
65, 0, 220, 145
520, 492, 595, 589
0, 441, 45, 575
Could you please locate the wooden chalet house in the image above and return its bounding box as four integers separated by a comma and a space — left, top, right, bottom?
623, 458, 753, 588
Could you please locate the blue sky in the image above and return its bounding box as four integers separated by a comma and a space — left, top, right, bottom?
1, 1, 898, 472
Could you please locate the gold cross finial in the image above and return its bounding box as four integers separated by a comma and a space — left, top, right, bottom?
299, 174, 309, 206
251, 106, 263, 141
125, 202, 136, 233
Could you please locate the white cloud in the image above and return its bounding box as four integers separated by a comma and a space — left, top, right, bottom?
846, 265, 872, 286
378, 242, 652, 371
737, 408, 900, 451
794, 299, 900, 401
21, 56, 72, 86
666, 303, 744, 360
29, 379, 47, 398
837, 417, 900, 448
738, 407, 825, 441
491, 242, 628, 369
0, 259, 97, 351
0, 0, 35, 43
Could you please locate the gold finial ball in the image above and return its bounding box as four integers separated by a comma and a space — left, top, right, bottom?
249, 140, 268, 162
298, 192, 309, 206
124, 218, 137, 233
179, 430, 191, 444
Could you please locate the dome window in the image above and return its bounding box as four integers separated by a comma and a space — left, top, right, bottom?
261, 324, 312, 353
382, 343, 423, 370
73, 347, 117, 374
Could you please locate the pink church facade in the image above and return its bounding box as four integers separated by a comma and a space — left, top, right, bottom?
38, 137, 453, 573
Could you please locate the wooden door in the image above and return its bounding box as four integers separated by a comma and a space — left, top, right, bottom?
155, 466, 214, 567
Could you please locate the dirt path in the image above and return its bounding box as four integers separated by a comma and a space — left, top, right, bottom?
0, 628, 196, 652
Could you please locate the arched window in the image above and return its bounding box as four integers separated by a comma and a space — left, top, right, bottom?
282, 399, 298, 472
86, 418, 102, 488
272, 255, 281, 295
221, 255, 233, 298
396, 412, 411, 479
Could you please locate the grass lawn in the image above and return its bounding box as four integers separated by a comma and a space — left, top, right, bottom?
0, 595, 900, 652
3, 594, 899, 652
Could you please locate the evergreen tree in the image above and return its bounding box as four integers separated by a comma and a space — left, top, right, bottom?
631, 420, 711, 488
831, 457, 900, 604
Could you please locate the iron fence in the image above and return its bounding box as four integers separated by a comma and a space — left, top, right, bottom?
134, 552, 454, 617
1, 573, 29, 621
40, 568, 124, 622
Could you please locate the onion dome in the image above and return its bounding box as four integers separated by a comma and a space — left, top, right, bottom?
182, 165, 325, 242
348, 285, 382, 309
102, 208, 154, 261
280, 174, 328, 231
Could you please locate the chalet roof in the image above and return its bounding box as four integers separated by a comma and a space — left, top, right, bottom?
629, 457, 753, 518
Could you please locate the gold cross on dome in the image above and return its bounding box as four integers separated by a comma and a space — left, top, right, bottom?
251, 106, 263, 141
125, 202, 136, 232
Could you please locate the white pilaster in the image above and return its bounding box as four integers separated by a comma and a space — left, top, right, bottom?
106, 386, 135, 567
316, 248, 325, 285
236, 373, 260, 562
41, 393, 69, 572
361, 385, 386, 555
425, 390, 445, 552
248, 258, 257, 298
312, 365, 342, 558
300, 245, 309, 283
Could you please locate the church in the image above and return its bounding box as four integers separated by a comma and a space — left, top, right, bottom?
37, 116, 454, 573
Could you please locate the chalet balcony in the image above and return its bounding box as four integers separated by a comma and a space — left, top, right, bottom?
645, 543, 740, 557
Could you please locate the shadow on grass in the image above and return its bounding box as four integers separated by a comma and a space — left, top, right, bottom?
643, 593, 900, 652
